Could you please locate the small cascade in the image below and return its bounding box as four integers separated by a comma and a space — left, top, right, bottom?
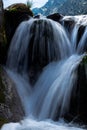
28, 54, 85, 120
1, 15, 87, 130
63, 15, 87, 53
7, 18, 71, 80
77, 27, 87, 53
71, 25, 79, 52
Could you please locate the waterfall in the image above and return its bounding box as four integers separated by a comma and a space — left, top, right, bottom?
1, 15, 87, 130
28, 55, 84, 120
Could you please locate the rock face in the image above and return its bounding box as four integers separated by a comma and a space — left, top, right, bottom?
77, 61, 87, 123
0, 67, 24, 126
4, 3, 33, 44
0, 3, 33, 65
65, 60, 87, 124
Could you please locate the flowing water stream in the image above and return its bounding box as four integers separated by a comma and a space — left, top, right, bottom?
1, 15, 87, 130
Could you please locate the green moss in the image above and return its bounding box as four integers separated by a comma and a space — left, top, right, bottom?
81, 55, 87, 66
26, 0, 33, 8
9, 8, 17, 12
7, 3, 31, 12
0, 117, 8, 127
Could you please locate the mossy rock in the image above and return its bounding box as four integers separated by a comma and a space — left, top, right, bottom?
4, 3, 33, 44
81, 55, 87, 65
0, 117, 8, 127
5, 3, 33, 15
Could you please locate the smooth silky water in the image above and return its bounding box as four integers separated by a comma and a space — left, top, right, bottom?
1, 16, 87, 130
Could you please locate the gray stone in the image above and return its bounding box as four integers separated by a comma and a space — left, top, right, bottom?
0, 68, 24, 122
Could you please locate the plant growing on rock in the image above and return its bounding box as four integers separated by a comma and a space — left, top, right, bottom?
26, 0, 33, 8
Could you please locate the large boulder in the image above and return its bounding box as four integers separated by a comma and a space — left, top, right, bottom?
0, 67, 24, 127
76, 57, 87, 123
64, 57, 87, 124
4, 3, 33, 44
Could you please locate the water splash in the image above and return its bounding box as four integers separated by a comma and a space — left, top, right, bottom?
26, 54, 85, 120
1, 118, 84, 130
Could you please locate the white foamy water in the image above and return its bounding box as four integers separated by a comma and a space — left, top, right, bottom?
1, 118, 85, 130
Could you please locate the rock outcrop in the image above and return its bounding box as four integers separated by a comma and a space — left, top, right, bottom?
47, 13, 63, 23
0, 3, 33, 65
65, 58, 87, 124
0, 67, 24, 127
4, 3, 33, 44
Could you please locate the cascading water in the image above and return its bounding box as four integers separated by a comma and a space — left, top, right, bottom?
1, 15, 87, 130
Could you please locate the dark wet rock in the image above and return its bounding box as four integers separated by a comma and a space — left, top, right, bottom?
28, 19, 60, 85
33, 15, 41, 19
47, 13, 63, 23
0, 0, 7, 65
65, 58, 87, 124
76, 60, 87, 123
77, 25, 85, 44
62, 17, 75, 34
4, 3, 33, 44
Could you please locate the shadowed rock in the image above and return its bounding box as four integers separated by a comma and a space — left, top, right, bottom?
47, 13, 63, 23
4, 3, 33, 44
0, 67, 24, 126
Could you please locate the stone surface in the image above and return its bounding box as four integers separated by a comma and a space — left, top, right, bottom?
0, 67, 24, 126
47, 13, 63, 23
64, 59, 87, 124
4, 3, 33, 44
